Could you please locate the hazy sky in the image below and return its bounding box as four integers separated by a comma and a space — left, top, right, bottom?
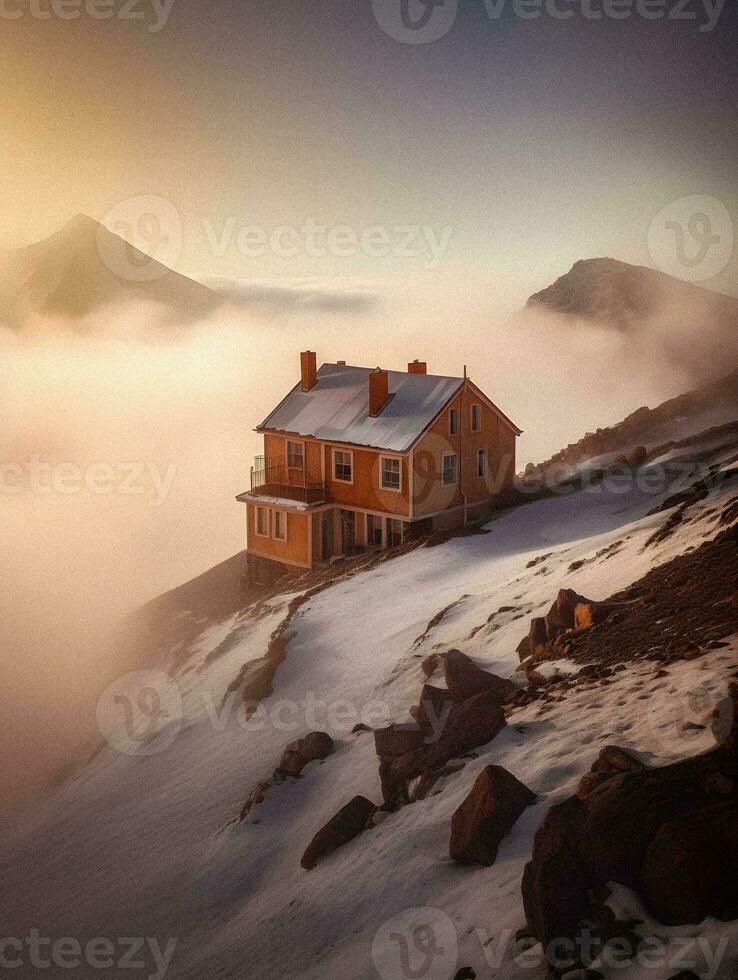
3, 0, 736, 301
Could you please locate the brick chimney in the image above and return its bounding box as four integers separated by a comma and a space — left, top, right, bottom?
368, 367, 389, 417
300, 350, 317, 391
408, 359, 427, 375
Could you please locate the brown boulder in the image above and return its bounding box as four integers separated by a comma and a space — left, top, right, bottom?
301, 731, 334, 762
301, 796, 377, 870
574, 602, 619, 631
529, 617, 548, 649
374, 724, 425, 761
421, 652, 441, 678
523, 745, 738, 969
640, 802, 738, 925
416, 684, 455, 737
379, 758, 410, 808
390, 691, 508, 785
444, 649, 515, 703
438, 690, 508, 760
277, 731, 334, 776
450, 766, 536, 865
516, 634, 532, 663
577, 745, 646, 798
545, 588, 592, 638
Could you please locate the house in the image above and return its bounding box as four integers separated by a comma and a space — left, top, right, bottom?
237, 351, 521, 581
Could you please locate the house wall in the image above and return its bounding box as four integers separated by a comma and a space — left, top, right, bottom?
321, 443, 411, 517
412, 381, 517, 519
260, 432, 410, 517
246, 501, 311, 568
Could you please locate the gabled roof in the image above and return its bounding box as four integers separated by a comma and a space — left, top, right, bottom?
258, 363, 521, 453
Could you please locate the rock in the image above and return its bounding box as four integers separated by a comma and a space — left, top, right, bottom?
438, 691, 508, 760
453, 970, 476, 980
300, 796, 377, 870
301, 731, 334, 762
523, 743, 738, 967
516, 634, 532, 663
421, 652, 441, 678
640, 803, 738, 924
450, 766, 536, 865
276, 731, 334, 776
378, 759, 409, 808
390, 691, 508, 784
416, 684, 455, 737
444, 649, 515, 703
577, 746, 646, 798
545, 588, 592, 638
529, 617, 549, 649
665, 973, 700, 979
591, 745, 646, 774
732, 591, 738, 610
574, 602, 619, 631
352, 723, 372, 734
374, 724, 425, 761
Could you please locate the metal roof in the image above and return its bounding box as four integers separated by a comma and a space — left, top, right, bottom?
258, 363, 465, 452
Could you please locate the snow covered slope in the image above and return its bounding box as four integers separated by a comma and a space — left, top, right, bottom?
2, 432, 738, 980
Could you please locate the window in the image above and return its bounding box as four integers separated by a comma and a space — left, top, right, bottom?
367, 513, 383, 547
449, 408, 458, 435
380, 456, 401, 491
272, 510, 286, 541
442, 453, 457, 486
255, 506, 269, 537
477, 449, 487, 478
471, 404, 481, 433
287, 440, 304, 470
386, 518, 403, 548
333, 449, 353, 483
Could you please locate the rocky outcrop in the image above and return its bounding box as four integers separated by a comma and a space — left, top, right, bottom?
450, 766, 536, 866
276, 731, 334, 777
576, 745, 646, 798
374, 671, 509, 808
301, 796, 377, 870
522, 689, 738, 972
444, 649, 516, 703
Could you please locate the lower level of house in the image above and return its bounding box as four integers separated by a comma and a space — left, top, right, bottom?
238, 494, 491, 584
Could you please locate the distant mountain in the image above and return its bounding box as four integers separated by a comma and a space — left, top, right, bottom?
526, 257, 738, 333
0, 214, 222, 326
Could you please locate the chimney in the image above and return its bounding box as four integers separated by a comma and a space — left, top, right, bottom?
408, 359, 427, 375
300, 350, 317, 391
368, 367, 389, 417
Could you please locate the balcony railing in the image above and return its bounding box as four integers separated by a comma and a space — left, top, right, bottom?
250, 456, 330, 505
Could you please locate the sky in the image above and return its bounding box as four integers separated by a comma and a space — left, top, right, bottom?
2, 0, 736, 301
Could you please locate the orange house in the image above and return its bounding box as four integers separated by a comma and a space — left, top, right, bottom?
238, 352, 522, 581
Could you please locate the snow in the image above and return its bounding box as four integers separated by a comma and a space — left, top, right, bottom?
259, 362, 465, 451
1, 435, 737, 979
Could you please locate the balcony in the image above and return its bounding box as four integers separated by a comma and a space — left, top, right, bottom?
249, 456, 330, 505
